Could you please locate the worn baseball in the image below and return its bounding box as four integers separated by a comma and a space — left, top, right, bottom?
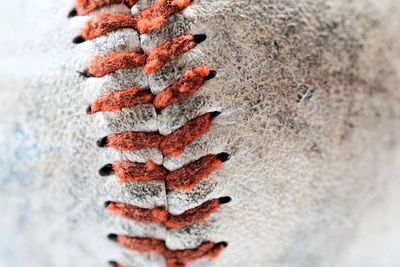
1, 0, 400, 267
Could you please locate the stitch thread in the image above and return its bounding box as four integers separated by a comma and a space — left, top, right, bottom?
144, 34, 206, 74
88, 51, 146, 77
108, 234, 227, 267
79, 12, 137, 42
154, 67, 216, 110
88, 87, 153, 113
136, 0, 192, 34
88, 66, 216, 113
100, 153, 229, 189
103, 160, 169, 183
105, 196, 231, 229
97, 112, 221, 157
70, 0, 138, 17
72, 1, 230, 266
159, 112, 219, 156
83, 34, 204, 77
99, 131, 163, 151
165, 153, 230, 190
72, 0, 192, 38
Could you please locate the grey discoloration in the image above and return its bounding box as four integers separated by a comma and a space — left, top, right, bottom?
1, 0, 400, 267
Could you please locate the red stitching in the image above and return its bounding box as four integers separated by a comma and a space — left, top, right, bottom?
144, 34, 201, 74
72, 1, 230, 266
112, 160, 169, 183
97, 112, 220, 158
165, 153, 230, 190
81, 12, 137, 41
73, 0, 191, 35
72, 0, 138, 17
88, 86, 153, 113
136, 0, 192, 34
106, 196, 231, 229
88, 66, 214, 113
106, 131, 163, 151
159, 112, 217, 156
154, 67, 214, 110
88, 51, 146, 77
100, 153, 230, 190
84, 34, 204, 77
108, 234, 227, 267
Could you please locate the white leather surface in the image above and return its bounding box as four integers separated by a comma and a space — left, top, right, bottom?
1, 0, 400, 267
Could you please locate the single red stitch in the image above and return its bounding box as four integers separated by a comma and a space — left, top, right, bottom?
153, 67, 212, 110
166, 154, 224, 190
107, 131, 163, 151
144, 34, 204, 74
160, 112, 218, 157
106, 202, 168, 224
109, 235, 227, 267
74, 0, 137, 16
112, 160, 169, 183
136, 0, 192, 34
112, 235, 168, 254
88, 51, 147, 77
165, 241, 227, 266
165, 197, 230, 229
81, 12, 137, 41
89, 87, 154, 113
105, 197, 230, 228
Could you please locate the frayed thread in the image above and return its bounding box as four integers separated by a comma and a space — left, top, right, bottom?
100, 153, 230, 190
106, 197, 231, 229
108, 235, 227, 267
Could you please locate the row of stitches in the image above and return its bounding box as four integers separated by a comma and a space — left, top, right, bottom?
70, 1, 230, 266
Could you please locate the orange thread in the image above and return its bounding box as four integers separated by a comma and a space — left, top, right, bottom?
106, 197, 231, 229
154, 67, 212, 110
112, 160, 169, 183
88, 87, 154, 113
74, 0, 138, 16
165, 241, 227, 267
88, 51, 146, 77
81, 12, 137, 41
144, 34, 201, 74
100, 153, 229, 189
106, 202, 168, 224
160, 112, 218, 157
166, 154, 228, 190
99, 112, 219, 156
109, 235, 227, 267
73, 0, 191, 36
89, 66, 215, 113
136, 0, 192, 34
82, 35, 205, 76
165, 197, 230, 229
104, 131, 163, 151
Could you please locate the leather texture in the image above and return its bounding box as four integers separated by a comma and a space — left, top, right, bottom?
1, 0, 400, 266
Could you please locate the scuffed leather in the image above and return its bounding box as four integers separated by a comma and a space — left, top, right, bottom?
1, 0, 400, 267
